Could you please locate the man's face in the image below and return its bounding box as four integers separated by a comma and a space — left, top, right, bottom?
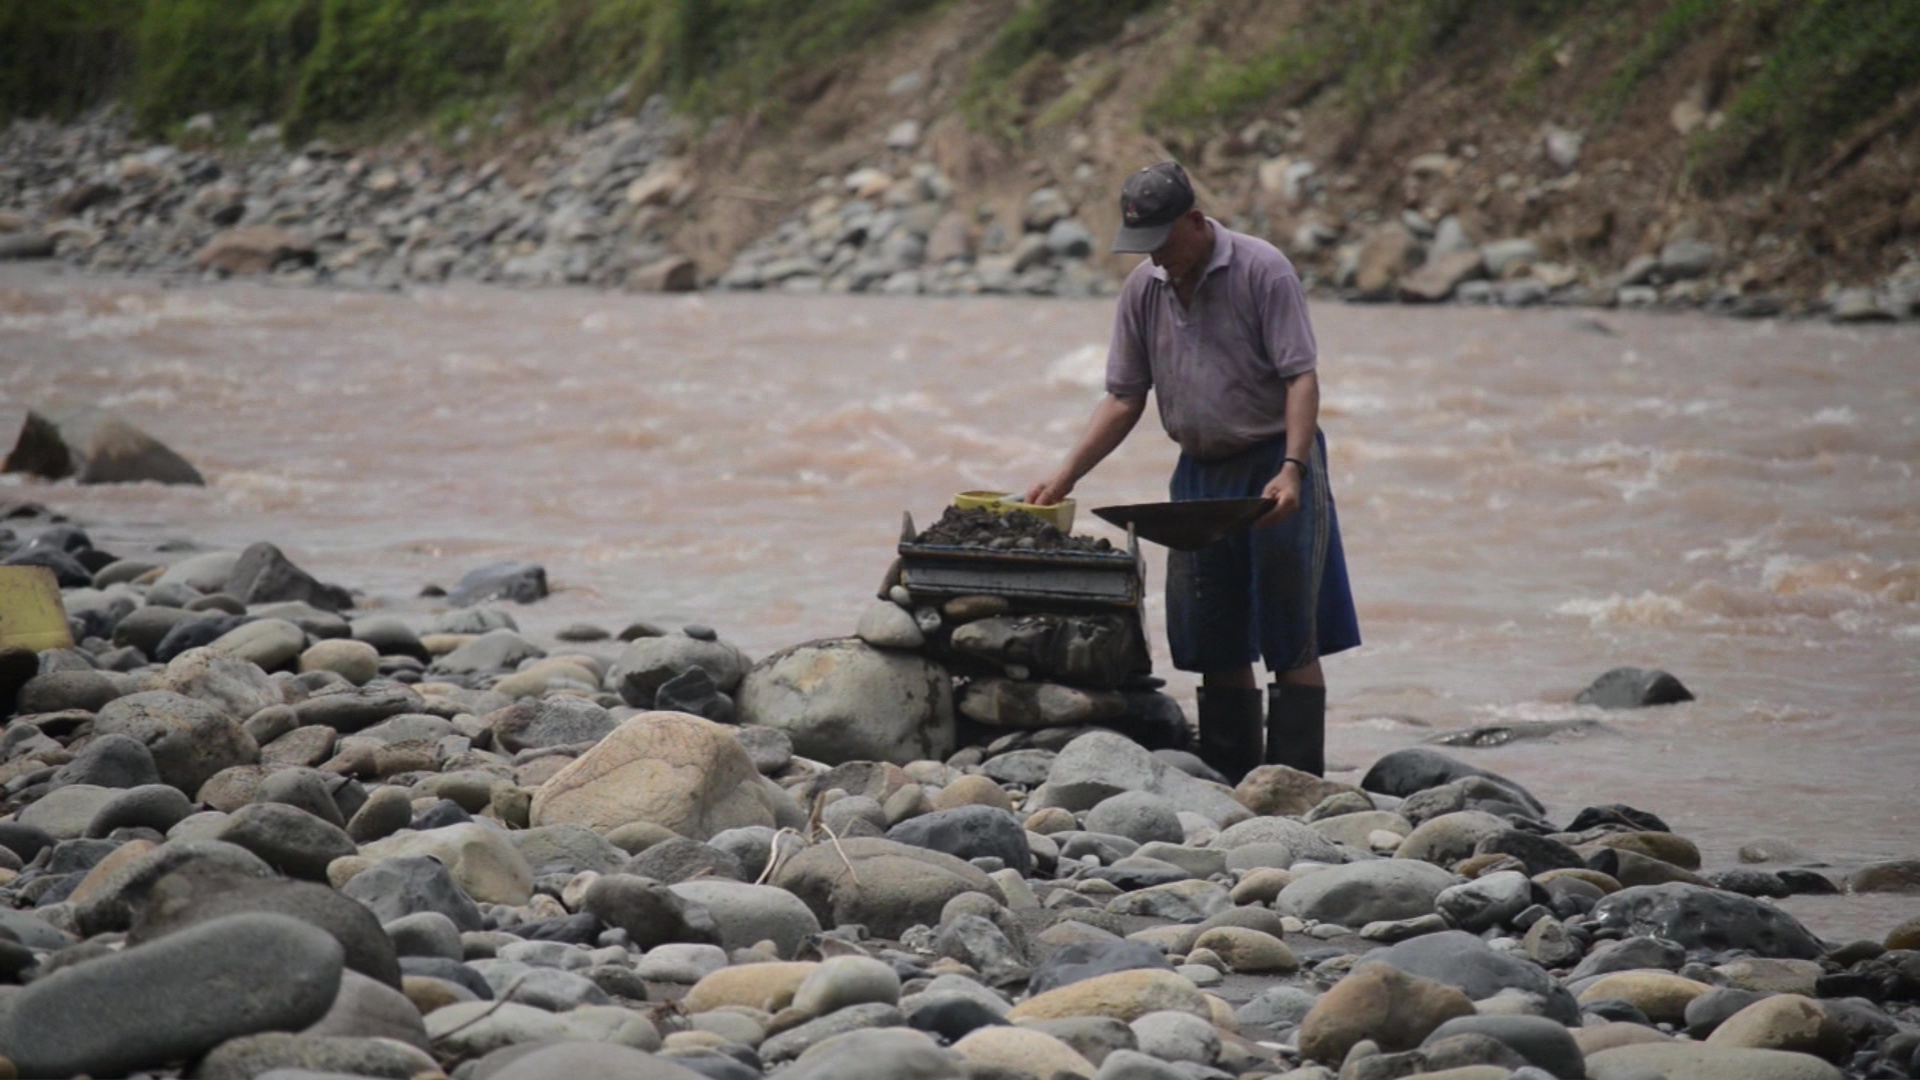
1150, 210, 1209, 280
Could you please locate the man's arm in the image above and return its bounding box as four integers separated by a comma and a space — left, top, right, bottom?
1024, 393, 1147, 505
1255, 369, 1318, 526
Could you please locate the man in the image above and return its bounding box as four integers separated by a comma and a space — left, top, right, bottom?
1024, 161, 1360, 782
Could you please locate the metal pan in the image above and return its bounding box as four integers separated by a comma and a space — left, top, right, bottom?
1091, 497, 1276, 551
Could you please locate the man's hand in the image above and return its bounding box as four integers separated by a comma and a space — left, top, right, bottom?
1255, 463, 1302, 527
1023, 473, 1075, 506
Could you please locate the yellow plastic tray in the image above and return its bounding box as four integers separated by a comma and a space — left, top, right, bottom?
953, 490, 1077, 533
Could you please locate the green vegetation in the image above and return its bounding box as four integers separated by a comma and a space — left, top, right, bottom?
959, 0, 1163, 140
1, 0, 944, 138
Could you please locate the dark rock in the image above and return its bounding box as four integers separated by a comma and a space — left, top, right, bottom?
448, 561, 548, 606
1366, 929, 1580, 1024
112, 605, 196, 656
517, 911, 606, 945
255, 767, 349, 828
1422, 1014, 1584, 1079
52, 732, 161, 789
153, 613, 252, 662
623, 836, 747, 884
93, 689, 258, 794
2, 405, 205, 486
216, 802, 359, 881
292, 686, 421, 731
1683, 986, 1769, 1038
1, 912, 341, 1079
1567, 935, 1687, 982
1474, 829, 1585, 876
1566, 803, 1671, 833
3, 545, 92, 587
581, 874, 720, 949
351, 616, 430, 662
488, 695, 617, 754
411, 799, 472, 830
0, 645, 38, 717
656, 666, 735, 723
1575, 667, 1693, 709
0, 821, 60, 866
1359, 747, 1545, 816
191, 1031, 436, 1080
1776, 868, 1840, 896
905, 993, 1008, 1041
224, 541, 352, 612
400, 956, 493, 998
340, 855, 484, 932
1705, 866, 1792, 898
18, 668, 123, 716
885, 805, 1032, 876
1589, 883, 1825, 959
85, 783, 195, 837
1581, 998, 1651, 1024
130, 862, 402, 988
1079, 863, 1192, 891
1028, 938, 1174, 995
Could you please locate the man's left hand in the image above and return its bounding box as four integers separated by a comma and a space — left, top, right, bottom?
1256, 465, 1302, 527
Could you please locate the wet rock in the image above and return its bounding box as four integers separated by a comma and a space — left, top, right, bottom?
448, 560, 548, 606
611, 630, 751, 705
1369, 930, 1580, 1024
655, 666, 734, 723
1589, 883, 1824, 959
1845, 859, 1920, 893
1360, 748, 1543, 815
3, 404, 205, 485
737, 638, 954, 765
957, 678, 1126, 728
1277, 859, 1458, 925
1435, 870, 1532, 932
2, 911, 343, 1079
949, 613, 1138, 690
1706, 993, 1850, 1061
887, 804, 1032, 873
225, 541, 352, 611
531, 711, 795, 839
1575, 666, 1694, 709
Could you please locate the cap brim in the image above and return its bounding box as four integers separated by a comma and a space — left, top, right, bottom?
1112, 221, 1175, 254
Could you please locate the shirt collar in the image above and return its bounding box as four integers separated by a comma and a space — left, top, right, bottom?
1146, 217, 1234, 283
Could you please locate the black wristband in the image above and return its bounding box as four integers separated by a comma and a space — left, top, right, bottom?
1281, 456, 1308, 475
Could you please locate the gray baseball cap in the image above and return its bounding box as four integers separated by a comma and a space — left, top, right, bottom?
1112, 161, 1196, 253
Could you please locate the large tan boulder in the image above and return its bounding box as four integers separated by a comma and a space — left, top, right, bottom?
193, 225, 313, 274
530, 712, 796, 840
1233, 764, 1360, 817
1706, 994, 1851, 1062
1575, 970, 1712, 1025
1297, 962, 1476, 1064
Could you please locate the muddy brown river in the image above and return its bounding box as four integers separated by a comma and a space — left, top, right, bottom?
2, 263, 1915, 940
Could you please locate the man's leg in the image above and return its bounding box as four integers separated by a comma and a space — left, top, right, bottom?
1266, 658, 1326, 776
1196, 666, 1263, 784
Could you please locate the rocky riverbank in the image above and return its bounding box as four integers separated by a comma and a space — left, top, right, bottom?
7, 106, 1920, 320
1, 498, 1917, 1080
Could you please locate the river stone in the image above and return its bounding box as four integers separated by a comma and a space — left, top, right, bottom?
1846, 859, 1920, 893
774, 836, 997, 939
856, 600, 925, 649
128, 860, 402, 988
16, 668, 122, 715
487, 695, 617, 753
192, 1031, 436, 1080
1234, 764, 1360, 817
208, 617, 306, 671
1009, 968, 1210, 1024
1576, 970, 1712, 1024
669, 879, 821, 958
212, 801, 356, 881
1298, 961, 1477, 1063
467, 1041, 702, 1079
20, 783, 123, 839
1435, 870, 1533, 932
1044, 730, 1250, 826
791, 954, 902, 1019
1211, 815, 1344, 866
1369, 930, 1580, 1024
1192, 926, 1297, 973
886, 804, 1033, 875
1360, 748, 1544, 816
1030, 938, 1176, 995
1568, 935, 1687, 982
610, 631, 751, 705
359, 822, 532, 905
1586, 1042, 1843, 1079
1589, 883, 1824, 959
930, 773, 1014, 814
1106, 878, 1231, 922
352, 615, 429, 661
1086, 791, 1184, 846
301, 967, 432, 1048
1705, 993, 1850, 1061
1584, 830, 1702, 870
635, 942, 728, 983
581, 873, 719, 949
952, 1026, 1097, 1078
1395, 810, 1512, 865
780, 1027, 968, 1080
1575, 666, 1694, 709
507, 822, 627, 876
346, 784, 414, 843
447, 560, 547, 607
530, 711, 795, 839
682, 961, 818, 1013
736, 637, 955, 765
94, 689, 258, 794
1310, 808, 1413, 848
1423, 1014, 1585, 1080
423, 1000, 572, 1059
61, 736, 163, 794
386, 910, 463, 960
2, 912, 343, 1079
298, 639, 379, 684
1130, 1009, 1219, 1066
1277, 859, 1458, 924
340, 854, 483, 931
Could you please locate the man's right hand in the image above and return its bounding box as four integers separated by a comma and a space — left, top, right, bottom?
1023, 475, 1074, 506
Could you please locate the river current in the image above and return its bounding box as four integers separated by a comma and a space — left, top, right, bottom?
2, 264, 1915, 939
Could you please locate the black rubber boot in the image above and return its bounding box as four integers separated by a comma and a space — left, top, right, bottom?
1265, 683, 1327, 777
1196, 686, 1265, 785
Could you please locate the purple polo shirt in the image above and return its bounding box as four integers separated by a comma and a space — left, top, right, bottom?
1105, 220, 1318, 461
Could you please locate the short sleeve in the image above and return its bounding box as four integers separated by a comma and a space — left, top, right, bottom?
1259, 264, 1318, 379
1105, 271, 1153, 398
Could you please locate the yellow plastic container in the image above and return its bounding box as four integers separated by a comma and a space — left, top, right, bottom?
952, 490, 1076, 533
0, 566, 74, 653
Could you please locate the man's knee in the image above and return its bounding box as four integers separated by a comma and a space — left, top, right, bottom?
1202, 667, 1257, 690
1273, 658, 1324, 687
